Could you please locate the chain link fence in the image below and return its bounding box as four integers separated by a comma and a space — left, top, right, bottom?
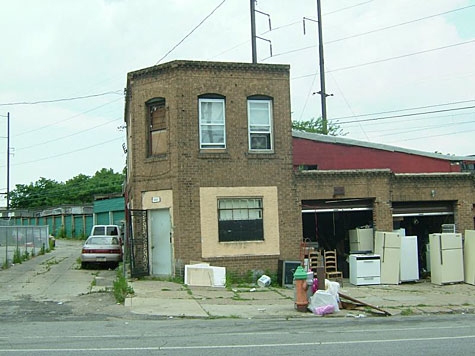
0, 225, 50, 267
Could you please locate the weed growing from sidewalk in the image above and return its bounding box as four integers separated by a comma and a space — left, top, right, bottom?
113, 265, 134, 304
13, 248, 22, 264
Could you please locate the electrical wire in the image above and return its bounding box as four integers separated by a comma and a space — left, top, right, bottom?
292, 39, 475, 80
0, 90, 122, 107
5, 136, 124, 168
15, 117, 123, 151
326, 4, 475, 45
338, 105, 475, 124
16, 97, 123, 137
156, 0, 227, 65
332, 99, 475, 121
265, 5, 475, 61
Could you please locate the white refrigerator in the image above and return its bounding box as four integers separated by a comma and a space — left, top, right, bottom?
429, 233, 464, 285
374, 231, 401, 285
400, 235, 419, 282
349, 228, 374, 253
464, 230, 475, 285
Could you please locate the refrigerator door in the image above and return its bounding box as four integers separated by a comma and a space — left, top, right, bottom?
400, 236, 419, 282
379, 232, 401, 285
465, 230, 475, 285
441, 249, 464, 283
441, 233, 463, 250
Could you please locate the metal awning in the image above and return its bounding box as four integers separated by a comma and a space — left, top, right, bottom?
392, 201, 454, 217
302, 199, 373, 213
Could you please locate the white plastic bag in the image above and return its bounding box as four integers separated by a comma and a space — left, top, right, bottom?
308, 290, 339, 314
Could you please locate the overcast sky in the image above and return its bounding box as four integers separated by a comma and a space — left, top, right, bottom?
1, 0, 474, 206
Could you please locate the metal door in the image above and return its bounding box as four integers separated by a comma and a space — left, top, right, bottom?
150, 209, 172, 276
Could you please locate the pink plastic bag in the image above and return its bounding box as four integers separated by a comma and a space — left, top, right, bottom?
313, 304, 335, 316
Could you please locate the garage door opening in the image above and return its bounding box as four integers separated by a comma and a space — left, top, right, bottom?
392, 201, 455, 277
302, 199, 374, 277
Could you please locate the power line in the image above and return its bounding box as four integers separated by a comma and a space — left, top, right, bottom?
16, 117, 123, 152
324, 1, 373, 16
338, 105, 475, 125
16, 97, 123, 138
3, 136, 123, 168
328, 39, 475, 74
326, 4, 475, 45
292, 39, 475, 80
266, 5, 475, 61
331, 99, 475, 120
156, 0, 227, 65
0, 90, 122, 107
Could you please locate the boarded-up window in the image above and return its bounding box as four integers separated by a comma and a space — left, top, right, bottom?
146, 97, 167, 156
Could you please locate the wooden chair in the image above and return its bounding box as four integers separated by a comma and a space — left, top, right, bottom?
324, 249, 343, 286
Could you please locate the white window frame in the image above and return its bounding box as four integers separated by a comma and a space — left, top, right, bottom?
248, 99, 273, 151
199, 98, 226, 149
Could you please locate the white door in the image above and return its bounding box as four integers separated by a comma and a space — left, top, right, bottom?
150, 209, 172, 276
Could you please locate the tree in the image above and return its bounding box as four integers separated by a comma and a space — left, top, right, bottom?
292, 117, 347, 136
9, 169, 125, 209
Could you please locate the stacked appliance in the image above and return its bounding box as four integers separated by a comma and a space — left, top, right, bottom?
349, 227, 373, 253
429, 233, 464, 285
374, 231, 419, 284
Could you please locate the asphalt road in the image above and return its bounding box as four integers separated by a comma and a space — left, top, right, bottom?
1, 239, 475, 355
1, 315, 474, 355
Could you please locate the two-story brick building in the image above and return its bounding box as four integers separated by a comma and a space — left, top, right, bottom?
124, 60, 475, 279
124, 60, 301, 277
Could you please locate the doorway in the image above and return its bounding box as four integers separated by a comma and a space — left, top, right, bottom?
149, 209, 173, 276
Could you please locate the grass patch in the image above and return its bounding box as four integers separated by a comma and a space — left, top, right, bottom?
400, 308, 414, 316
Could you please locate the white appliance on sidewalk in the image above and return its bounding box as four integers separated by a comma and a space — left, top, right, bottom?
464, 230, 475, 285
349, 254, 381, 285
374, 231, 401, 285
400, 235, 419, 282
429, 233, 464, 285
349, 228, 374, 253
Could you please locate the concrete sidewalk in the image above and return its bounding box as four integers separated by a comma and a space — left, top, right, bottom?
124, 278, 475, 319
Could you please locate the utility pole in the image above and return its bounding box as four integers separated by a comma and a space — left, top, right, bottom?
250, 0, 257, 63
6, 112, 10, 211
316, 0, 328, 134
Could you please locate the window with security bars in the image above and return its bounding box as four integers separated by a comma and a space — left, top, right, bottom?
218, 198, 263, 242
248, 98, 273, 151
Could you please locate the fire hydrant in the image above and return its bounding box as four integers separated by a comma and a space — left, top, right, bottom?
293, 266, 309, 312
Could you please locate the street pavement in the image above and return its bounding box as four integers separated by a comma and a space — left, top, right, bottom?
3, 238, 473, 320
122, 276, 475, 319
